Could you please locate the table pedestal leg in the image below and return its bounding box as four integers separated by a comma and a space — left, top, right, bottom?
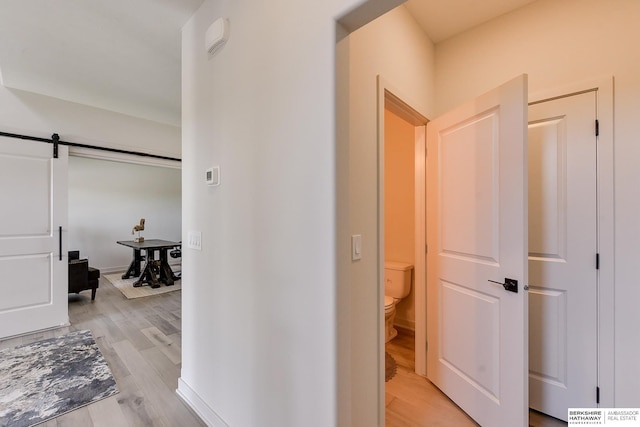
122, 249, 143, 279
159, 249, 179, 286
133, 249, 161, 288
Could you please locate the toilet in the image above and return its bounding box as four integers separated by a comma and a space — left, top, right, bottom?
384, 261, 413, 343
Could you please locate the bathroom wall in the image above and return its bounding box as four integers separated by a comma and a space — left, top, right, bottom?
384, 107, 415, 330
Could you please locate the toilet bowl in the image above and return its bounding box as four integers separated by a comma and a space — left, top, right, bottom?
384, 295, 397, 342
384, 261, 413, 343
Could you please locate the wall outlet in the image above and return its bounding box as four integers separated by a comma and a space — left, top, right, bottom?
187, 231, 202, 250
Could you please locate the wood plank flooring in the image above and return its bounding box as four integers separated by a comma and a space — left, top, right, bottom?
385, 328, 478, 426
1, 278, 569, 427
0, 276, 206, 427
385, 327, 568, 427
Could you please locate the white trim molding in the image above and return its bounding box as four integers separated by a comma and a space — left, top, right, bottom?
69, 146, 181, 169
177, 378, 230, 427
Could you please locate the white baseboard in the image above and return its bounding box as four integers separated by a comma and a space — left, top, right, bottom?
1, 322, 71, 341
99, 266, 129, 275
177, 378, 229, 427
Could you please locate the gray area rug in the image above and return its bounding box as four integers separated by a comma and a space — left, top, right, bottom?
105, 273, 181, 299
0, 330, 118, 427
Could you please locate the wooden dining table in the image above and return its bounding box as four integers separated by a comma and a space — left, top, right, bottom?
117, 239, 181, 288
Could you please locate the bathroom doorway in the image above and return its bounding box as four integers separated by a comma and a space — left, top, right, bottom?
378, 79, 428, 377
379, 77, 614, 425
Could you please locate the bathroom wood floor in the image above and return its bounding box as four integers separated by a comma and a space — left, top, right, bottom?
385, 327, 568, 427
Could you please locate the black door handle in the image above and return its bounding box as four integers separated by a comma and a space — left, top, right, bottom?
488, 278, 518, 293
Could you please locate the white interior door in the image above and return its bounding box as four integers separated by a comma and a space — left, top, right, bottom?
426, 75, 529, 427
0, 136, 68, 339
528, 91, 598, 420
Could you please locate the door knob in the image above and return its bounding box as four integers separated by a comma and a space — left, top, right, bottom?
488, 278, 518, 293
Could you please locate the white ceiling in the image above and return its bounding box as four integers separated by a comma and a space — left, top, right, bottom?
0, 0, 204, 126
0, 0, 535, 127
405, 0, 536, 43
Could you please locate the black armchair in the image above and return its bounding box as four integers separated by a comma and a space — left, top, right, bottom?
68, 251, 100, 300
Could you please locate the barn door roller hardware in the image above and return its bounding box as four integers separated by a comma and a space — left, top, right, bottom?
52, 133, 59, 158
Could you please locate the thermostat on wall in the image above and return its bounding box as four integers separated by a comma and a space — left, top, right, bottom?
206, 166, 220, 186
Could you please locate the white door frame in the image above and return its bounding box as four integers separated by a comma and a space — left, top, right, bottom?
376, 76, 429, 388
529, 76, 615, 408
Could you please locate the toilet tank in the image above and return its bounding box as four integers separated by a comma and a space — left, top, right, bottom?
384, 261, 413, 299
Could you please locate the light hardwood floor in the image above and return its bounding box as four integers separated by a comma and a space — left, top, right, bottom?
1, 278, 569, 427
385, 327, 568, 427
0, 276, 206, 427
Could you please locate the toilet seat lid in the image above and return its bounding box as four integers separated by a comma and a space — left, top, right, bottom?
384, 295, 394, 309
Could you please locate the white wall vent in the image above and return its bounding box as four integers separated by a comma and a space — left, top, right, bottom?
206, 18, 229, 57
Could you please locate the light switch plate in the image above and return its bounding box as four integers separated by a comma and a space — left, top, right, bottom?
351, 234, 362, 261
187, 231, 202, 250
206, 166, 220, 186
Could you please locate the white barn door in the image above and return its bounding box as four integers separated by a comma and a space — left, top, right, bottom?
426, 75, 529, 427
0, 135, 68, 339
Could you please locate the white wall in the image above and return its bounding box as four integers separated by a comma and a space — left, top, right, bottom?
179, 0, 640, 424
68, 156, 181, 272
434, 0, 640, 407
347, 6, 434, 425
181, 1, 349, 425
0, 84, 182, 275
0, 85, 180, 157
180, 2, 434, 426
